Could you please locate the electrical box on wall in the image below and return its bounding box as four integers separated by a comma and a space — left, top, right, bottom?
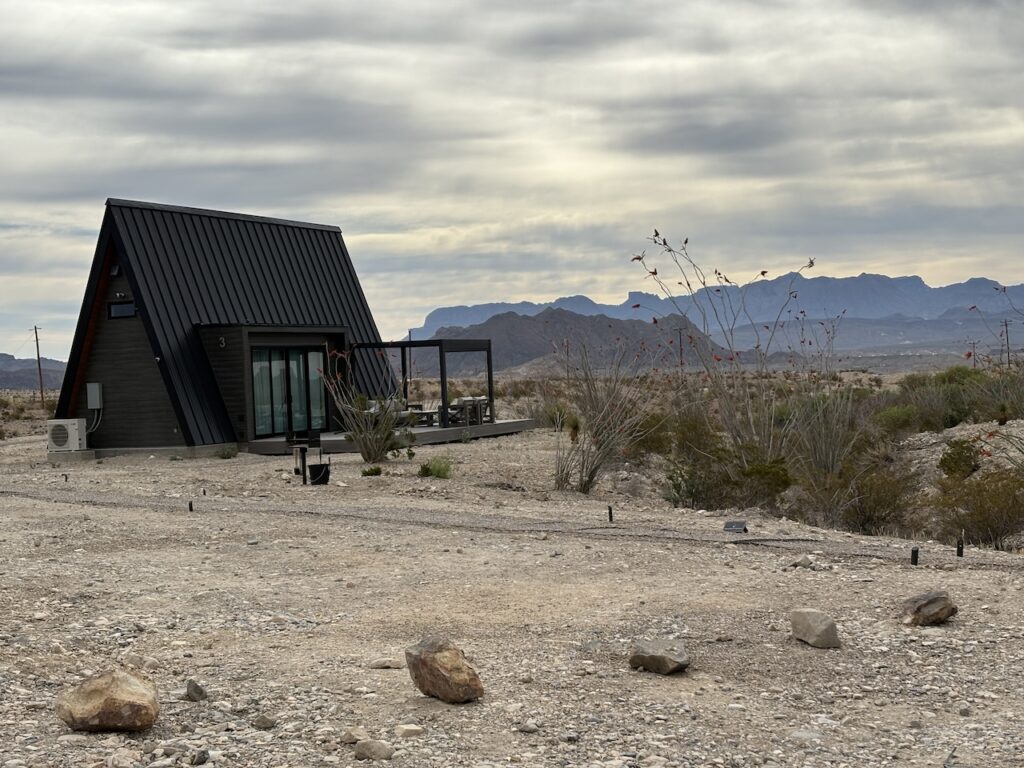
87, 382, 103, 410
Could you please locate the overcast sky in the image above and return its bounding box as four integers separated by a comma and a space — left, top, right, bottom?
1, 0, 1022, 359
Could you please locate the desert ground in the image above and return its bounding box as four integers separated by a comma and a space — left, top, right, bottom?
2, 419, 1024, 768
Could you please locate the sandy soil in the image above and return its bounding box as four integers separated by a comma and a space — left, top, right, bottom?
1, 429, 1023, 768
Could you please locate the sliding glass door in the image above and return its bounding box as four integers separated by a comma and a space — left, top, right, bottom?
252, 347, 327, 438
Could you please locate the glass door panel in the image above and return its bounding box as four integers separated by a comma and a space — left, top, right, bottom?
308, 350, 326, 431
270, 350, 288, 434
288, 349, 309, 432
252, 350, 273, 437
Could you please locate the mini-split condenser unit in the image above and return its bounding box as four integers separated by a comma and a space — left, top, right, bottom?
47, 419, 88, 452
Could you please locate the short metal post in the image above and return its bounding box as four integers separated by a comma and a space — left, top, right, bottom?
608, 505, 613, 523
911, 546, 919, 566
300, 446, 308, 485
956, 539, 964, 557
188, 501, 193, 512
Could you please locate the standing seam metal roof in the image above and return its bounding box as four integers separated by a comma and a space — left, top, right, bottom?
61, 199, 388, 446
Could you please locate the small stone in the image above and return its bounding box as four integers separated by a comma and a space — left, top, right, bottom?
191, 750, 210, 766
354, 739, 396, 761
789, 554, 814, 569
517, 720, 539, 734
251, 714, 277, 730
56, 669, 160, 732
341, 726, 371, 744
405, 637, 483, 704
369, 657, 405, 669
394, 723, 424, 738
958, 704, 972, 717
790, 609, 841, 649
901, 590, 958, 626
185, 679, 207, 702
628, 639, 690, 675
789, 729, 824, 743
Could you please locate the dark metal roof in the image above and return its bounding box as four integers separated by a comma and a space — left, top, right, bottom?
58, 199, 388, 446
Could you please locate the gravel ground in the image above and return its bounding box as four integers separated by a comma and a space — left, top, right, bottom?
1, 429, 1023, 768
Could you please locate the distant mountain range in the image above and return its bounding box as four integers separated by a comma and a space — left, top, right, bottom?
410, 308, 730, 376
0, 353, 66, 390
412, 273, 1024, 339
410, 273, 1024, 375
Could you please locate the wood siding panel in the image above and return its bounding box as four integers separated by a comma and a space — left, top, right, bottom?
73, 270, 184, 448
198, 327, 245, 441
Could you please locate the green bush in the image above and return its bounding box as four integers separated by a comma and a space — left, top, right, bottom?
418, 455, 452, 479
216, 445, 238, 459
936, 469, 1024, 550
873, 404, 918, 436
938, 438, 981, 480
738, 459, 792, 508
663, 454, 735, 509
841, 463, 921, 535
362, 465, 383, 476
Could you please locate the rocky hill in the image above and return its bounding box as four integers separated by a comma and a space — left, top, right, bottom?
0, 353, 66, 389
416, 307, 727, 376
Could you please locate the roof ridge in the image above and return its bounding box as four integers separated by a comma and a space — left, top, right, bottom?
106, 198, 341, 232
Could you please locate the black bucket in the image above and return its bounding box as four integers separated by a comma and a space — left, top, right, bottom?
308, 463, 331, 485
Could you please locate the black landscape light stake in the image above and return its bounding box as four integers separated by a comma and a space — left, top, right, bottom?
202, 488, 207, 496
188, 501, 193, 512
911, 546, 919, 566
300, 446, 308, 486
62, 473, 68, 482
956, 539, 964, 558
608, 505, 614, 523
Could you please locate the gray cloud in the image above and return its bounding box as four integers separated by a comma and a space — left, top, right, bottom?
1, 0, 1022, 359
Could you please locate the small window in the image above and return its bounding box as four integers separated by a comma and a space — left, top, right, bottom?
108, 301, 137, 319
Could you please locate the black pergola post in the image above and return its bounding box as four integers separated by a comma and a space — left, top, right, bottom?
438, 342, 449, 428
486, 341, 495, 422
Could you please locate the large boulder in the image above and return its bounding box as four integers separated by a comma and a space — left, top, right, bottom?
628, 639, 690, 675
405, 637, 483, 704
56, 669, 159, 732
901, 590, 958, 626
790, 609, 841, 649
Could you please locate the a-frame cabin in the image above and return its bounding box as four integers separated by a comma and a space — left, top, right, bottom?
55, 199, 389, 454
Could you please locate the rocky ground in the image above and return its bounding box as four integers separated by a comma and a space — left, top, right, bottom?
1, 428, 1023, 768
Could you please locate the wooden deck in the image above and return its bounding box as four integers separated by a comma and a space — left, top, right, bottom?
244, 419, 537, 456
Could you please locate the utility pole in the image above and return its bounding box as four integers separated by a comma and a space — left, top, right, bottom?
969, 340, 977, 369
676, 327, 684, 369
1004, 319, 1012, 367
33, 326, 45, 409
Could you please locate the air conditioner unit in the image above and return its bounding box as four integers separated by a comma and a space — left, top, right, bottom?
47, 419, 88, 452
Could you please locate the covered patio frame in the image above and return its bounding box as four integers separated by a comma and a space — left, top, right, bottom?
351, 339, 495, 428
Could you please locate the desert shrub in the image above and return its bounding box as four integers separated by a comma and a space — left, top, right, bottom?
841, 463, 921, 535
418, 455, 452, 479
966, 367, 1024, 423
663, 454, 735, 509
938, 438, 981, 480
935, 469, 1024, 550
216, 445, 238, 459
738, 457, 792, 508
554, 346, 653, 494
322, 354, 415, 463
44, 397, 58, 415
784, 386, 866, 524
362, 465, 383, 476
873, 404, 918, 436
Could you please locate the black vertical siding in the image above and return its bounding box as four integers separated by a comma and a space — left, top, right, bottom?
73, 268, 184, 449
